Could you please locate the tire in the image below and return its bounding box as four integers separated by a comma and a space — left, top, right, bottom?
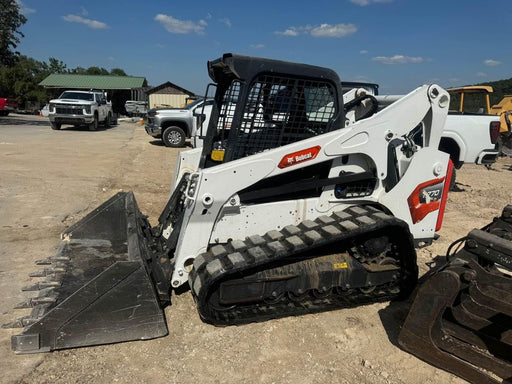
51, 122, 61, 130
89, 114, 98, 131
104, 112, 111, 128
162, 126, 186, 147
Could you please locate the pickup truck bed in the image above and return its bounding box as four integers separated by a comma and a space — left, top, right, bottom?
442, 113, 499, 168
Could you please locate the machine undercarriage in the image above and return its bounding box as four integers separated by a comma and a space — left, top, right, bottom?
190, 205, 418, 325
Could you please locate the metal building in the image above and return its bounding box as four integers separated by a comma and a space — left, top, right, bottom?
39, 74, 148, 114
146, 82, 197, 109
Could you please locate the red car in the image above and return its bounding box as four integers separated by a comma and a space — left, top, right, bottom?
0, 98, 18, 116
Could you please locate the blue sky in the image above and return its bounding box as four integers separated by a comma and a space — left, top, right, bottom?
16, 0, 512, 95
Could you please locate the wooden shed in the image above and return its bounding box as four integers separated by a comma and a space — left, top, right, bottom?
146, 81, 197, 109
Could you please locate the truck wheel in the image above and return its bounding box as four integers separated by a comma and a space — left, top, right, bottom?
89, 115, 98, 131
162, 126, 186, 147
104, 112, 111, 128
51, 122, 61, 130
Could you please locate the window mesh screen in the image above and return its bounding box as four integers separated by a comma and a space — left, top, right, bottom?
229, 74, 337, 160
215, 80, 241, 143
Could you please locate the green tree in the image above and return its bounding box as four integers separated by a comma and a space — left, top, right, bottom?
0, 0, 28, 66
46, 57, 67, 74
110, 68, 127, 76
69, 66, 86, 74
0, 55, 48, 104
85, 66, 109, 75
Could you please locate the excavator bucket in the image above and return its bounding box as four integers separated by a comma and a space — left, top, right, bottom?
501, 134, 512, 157
3, 192, 168, 354
399, 205, 512, 384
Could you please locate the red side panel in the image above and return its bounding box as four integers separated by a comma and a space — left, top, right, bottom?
407, 160, 453, 229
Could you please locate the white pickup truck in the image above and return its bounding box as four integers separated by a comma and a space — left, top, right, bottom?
440, 114, 500, 167
145, 98, 214, 147
48, 90, 113, 131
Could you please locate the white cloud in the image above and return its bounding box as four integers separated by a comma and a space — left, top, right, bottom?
372, 54, 423, 64
62, 14, 108, 29
310, 23, 357, 38
354, 75, 371, 82
80, 7, 88, 16
276, 28, 300, 36
476, 72, 487, 77
250, 44, 265, 49
219, 18, 231, 27
16, 0, 35, 14
484, 59, 501, 67
360, 50, 368, 55
275, 23, 357, 38
351, 0, 392, 5
155, 14, 207, 35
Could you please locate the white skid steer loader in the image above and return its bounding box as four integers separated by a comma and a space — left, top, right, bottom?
5, 53, 452, 353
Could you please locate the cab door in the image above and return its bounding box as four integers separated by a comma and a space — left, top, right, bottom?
95, 94, 106, 121
191, 100, 213, 148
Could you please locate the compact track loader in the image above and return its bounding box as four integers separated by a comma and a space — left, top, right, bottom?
4, 53, 453, 353
399, 205, 512, 384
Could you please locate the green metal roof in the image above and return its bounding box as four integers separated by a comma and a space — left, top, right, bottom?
39, 74, 146, 89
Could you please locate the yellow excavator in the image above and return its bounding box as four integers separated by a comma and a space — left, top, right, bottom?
447, 86, 512, 155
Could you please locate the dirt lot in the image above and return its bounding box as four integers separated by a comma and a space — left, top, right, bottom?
0, 113, 510, 384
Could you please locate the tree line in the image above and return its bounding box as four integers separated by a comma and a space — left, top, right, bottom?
0, 56, 129, 108
0, 0, 131, 109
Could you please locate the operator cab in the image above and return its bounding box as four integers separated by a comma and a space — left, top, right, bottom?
201, 54, 344, 167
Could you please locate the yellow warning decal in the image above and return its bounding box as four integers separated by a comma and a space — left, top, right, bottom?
333, 262, 348, 269
211, 149, 225, 162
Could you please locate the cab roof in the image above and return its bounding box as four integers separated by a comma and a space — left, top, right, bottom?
447, 86, 493, 94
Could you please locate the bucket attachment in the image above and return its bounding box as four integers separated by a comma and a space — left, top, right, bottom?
3, 192, 168, 354
399, 205, 512, 384
501, 133, 512, 157
501, 112, 512, 157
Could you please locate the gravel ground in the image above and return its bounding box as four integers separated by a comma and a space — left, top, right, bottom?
1, 113, 510, 384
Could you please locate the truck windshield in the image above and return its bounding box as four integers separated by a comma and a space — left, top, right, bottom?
59, 92, 94, 101
183, 99, 204, 109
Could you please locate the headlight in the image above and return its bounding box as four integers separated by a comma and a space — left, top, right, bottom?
49, 103, 55, 113
84, 105, 91, 113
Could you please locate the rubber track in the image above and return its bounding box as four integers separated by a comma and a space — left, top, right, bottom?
189, 205, 417, 325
